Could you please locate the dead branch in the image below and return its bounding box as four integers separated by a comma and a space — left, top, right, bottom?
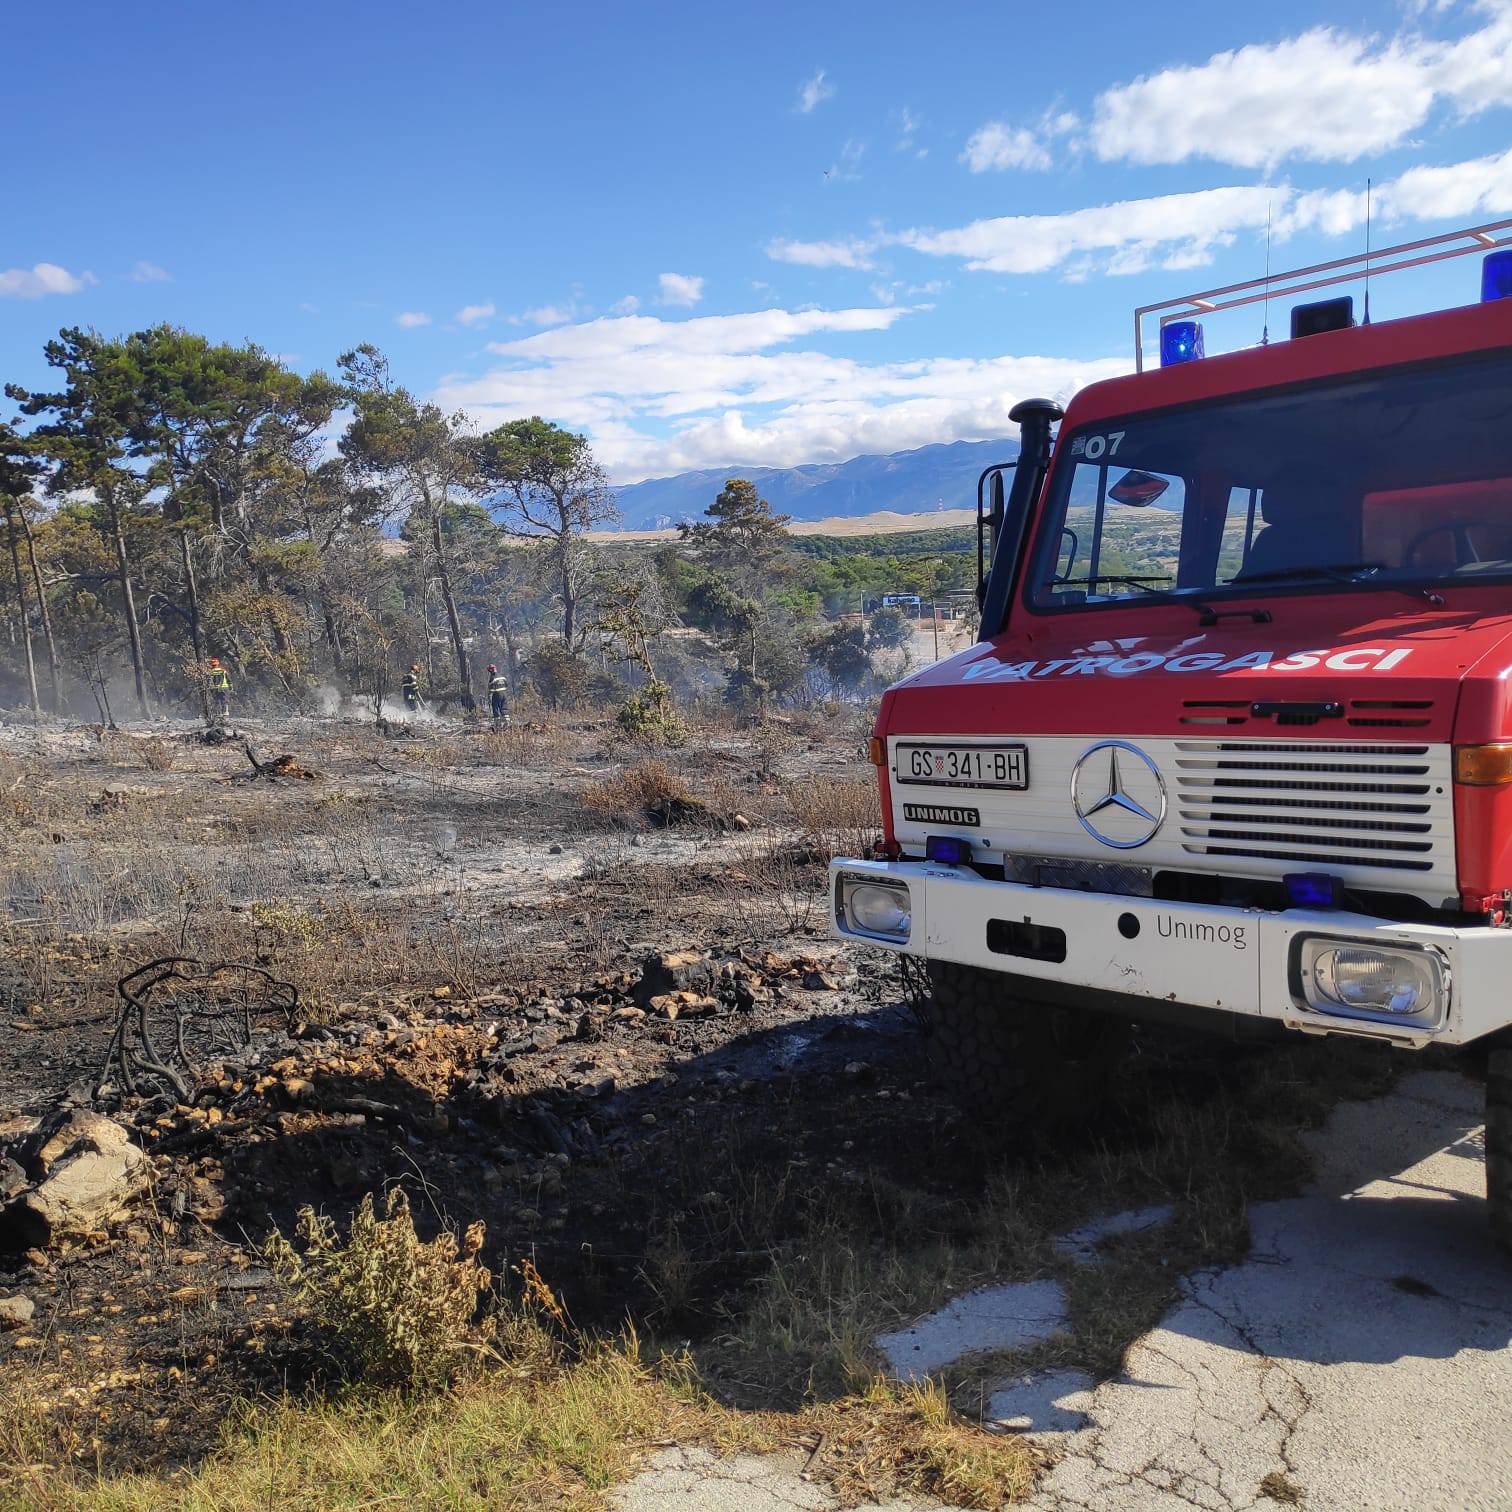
98, 957, 299, 1102
236, 742, 321, 781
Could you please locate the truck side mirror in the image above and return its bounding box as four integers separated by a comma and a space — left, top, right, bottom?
976, 464, 1014, 608
1052, 525, 1080, 584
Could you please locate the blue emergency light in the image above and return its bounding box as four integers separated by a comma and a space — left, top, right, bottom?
1483, 248, 1512, 303
1284, 872, 1339, 910
1160, 319, 1205, 366
925, 835, 971, 866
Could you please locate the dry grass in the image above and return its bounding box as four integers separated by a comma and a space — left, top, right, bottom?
0, 1329, 1038, 1512
807, 1378, 1039, 1509
125, 736, 175, 772
783, 770, 880, 861
580, 759, 722, 829
0, 1331, 774, 1512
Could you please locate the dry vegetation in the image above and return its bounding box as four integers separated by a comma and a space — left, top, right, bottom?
0, 706, 1429, 1511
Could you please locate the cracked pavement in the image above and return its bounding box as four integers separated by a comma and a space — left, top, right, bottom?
616, 1072, 1511, 1512
612, 1446, 938, 1511
1028, 1070, 1512, 1511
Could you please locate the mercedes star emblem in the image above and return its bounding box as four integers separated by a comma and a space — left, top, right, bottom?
1070, 740, 1167, 849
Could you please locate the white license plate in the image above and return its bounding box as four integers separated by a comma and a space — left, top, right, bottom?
895, 742, 1029, 790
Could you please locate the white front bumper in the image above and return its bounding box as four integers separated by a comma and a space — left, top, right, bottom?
829, 858, 1512, 1048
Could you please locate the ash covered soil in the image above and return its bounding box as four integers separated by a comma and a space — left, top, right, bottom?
0, 710, 1471, 1496
0, 712, 945, 1469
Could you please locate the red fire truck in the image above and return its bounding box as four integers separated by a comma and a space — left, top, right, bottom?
830, 220, 1512, 1247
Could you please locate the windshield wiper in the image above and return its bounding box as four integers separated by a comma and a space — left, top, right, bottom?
1060, 574, 1191, 604
1058, 574, 1225, 618
1234, 561, 1386, 586
1233, 562, 1445, 607
1058, 573, 1271, 625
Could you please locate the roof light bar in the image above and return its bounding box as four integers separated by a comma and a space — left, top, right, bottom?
1134, 217, 1512, 371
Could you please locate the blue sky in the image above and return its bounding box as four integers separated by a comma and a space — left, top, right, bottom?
5, 0, 1511, 482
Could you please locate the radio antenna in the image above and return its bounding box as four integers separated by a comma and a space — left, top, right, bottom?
1261, 202, 1272, 346
1363, 178, 1373, 326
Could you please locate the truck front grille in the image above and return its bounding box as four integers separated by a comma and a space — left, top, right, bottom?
1174, 742, 1441, 873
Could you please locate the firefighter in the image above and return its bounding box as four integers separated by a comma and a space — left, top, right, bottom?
401, 663, 422, 713
207, 657, 231, 723
487, 664, 510, 725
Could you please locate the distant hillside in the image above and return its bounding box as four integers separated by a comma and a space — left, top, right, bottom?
610, 439, 1020, 529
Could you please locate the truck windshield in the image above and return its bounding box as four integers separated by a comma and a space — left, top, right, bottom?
1027, 352, 1512, 612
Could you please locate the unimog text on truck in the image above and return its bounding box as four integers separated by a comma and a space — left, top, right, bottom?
830, 219, 1512, 1246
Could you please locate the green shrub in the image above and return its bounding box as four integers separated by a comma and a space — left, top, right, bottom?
616, 680, 687, 746
265, 1188, 495, 1390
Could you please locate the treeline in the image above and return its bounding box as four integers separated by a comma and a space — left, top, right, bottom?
0, 324, 970, 726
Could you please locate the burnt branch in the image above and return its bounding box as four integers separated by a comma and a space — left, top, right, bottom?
98, 957, 299, 1102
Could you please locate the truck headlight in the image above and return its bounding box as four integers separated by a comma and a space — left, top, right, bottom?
1297, 939, 1446, 1028
838, 875, 912, 942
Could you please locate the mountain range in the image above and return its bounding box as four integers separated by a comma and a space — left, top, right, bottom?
610, 438, 1021, 529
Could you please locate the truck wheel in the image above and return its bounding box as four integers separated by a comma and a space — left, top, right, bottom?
1488, 1046, 1512, 1254
923, 961, 1130, 1131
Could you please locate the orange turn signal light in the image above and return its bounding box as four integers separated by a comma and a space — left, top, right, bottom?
1454, 744, 1512, 785
867, 736, 886, 767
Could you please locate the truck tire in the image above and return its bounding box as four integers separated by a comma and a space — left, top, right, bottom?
923, 961, 1130, 1131
1488, 1046, 1512, 1254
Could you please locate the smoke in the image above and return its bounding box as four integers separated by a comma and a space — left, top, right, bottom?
378, 695, 439, 724
309, 685, 441, 724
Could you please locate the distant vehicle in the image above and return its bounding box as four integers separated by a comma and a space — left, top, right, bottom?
880, 593, 923, 614
830, 220, 1512, 1250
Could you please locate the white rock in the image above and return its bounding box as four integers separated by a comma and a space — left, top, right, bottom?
0, 1294, 35, 1329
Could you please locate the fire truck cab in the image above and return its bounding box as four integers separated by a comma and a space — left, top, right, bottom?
830, 222, 1512, 1247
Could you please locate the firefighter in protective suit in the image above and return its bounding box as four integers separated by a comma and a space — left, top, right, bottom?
207, 657, 231, 723
487, 664, 509, 725
401, 663, 422, 713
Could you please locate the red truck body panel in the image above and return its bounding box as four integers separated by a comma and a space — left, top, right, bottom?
876, 295, 1512, 909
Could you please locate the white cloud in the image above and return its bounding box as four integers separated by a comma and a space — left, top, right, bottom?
129, 260, 171, 283
1281, 142, 1512, 236
962, 122, 1052, 173
658, 272, 705, 307
797, 68, 834, 114
962, 108, 1078, 173
0, 262, 94, 299
766, 236, 879, 270
885, 141, 1512, 280
455, 301, 495, 327
1089, 4, 1512, 168
896, 185, 1278, 277
439, 303, 1123, 481
523, 303, 579, 326
395, 311, 432, 328
610, 294, 641, 315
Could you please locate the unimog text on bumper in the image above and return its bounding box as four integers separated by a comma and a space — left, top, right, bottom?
831, 857, 1512, 1049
